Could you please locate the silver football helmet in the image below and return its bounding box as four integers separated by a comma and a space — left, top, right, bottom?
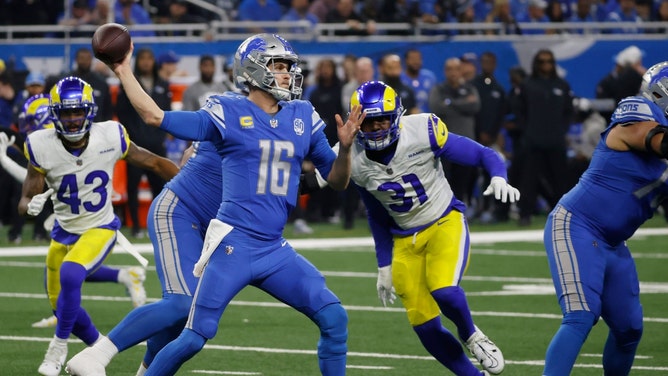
233, 33, 302, 101
640, 61, 668, 117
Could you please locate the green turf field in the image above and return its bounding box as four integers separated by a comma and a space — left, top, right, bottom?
0, 218, 666, 375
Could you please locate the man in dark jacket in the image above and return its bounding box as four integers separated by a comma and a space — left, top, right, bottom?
513, 49, 574, 226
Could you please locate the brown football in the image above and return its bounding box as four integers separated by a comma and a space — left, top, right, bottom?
91, 23, 131, 65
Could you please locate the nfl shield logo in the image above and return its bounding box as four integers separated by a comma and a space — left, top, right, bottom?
76, 159, 83, 166
270, 119, 278, 128
225, 245, 234, 255
294, 118, 304, 136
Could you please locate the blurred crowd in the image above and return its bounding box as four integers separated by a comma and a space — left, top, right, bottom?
1, 0, 668, 38
0, 40, 656, 241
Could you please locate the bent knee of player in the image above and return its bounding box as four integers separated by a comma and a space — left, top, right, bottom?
189, 305, 223, 339
313, 304, 348, 357
562, 310, 597, 332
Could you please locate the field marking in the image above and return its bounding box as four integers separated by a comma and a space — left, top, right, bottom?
2, 227, 668, 257
2, 291, 668, 323
191, 371, 262, 375
2, 335, 667, 372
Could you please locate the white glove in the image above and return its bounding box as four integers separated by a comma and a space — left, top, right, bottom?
376, 265, 396, 307
0, 132, 15, 156
483, 176, 520, 203
27, 188, 54, 216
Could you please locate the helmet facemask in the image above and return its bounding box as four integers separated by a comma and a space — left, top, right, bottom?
351, 81, 404, 151
49, 77, 98, 143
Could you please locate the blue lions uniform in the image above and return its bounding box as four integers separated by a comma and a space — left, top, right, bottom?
103, 140, 222, 365
543, 96, 668, 375
145, 92, 346, 375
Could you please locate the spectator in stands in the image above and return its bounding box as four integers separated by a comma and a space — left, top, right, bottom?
460, 52, 479, 82
569, 0, 597, 34
485, 0, 522, 34
182, 55, 227, 111
400, 49, 436, 113
379, 54, 418, 114
69, 48, 113, 122
657, 0, 668, 32
446, 0, 485, 36
0, 72, 23, 243
280, 0, 319, 33
565, 97, 607, 189
156, 51, 188, 82
341, 54, 357, 84
90, 0, 112, 26
515, 0, 551, 34
324, 0, 376, 36
596, 45, 646, 122
115, 0, 156, 37
57, 0, 93, 37
115, 48, 171, 238
304, 58, 344, 225
429, 57, 481, 213
605, 0, 643, 33
513, 49, 574, 226
376, 0, 422, 35
3, 0, 57, 36
546, 0, 566, 24
237, 0, 285, 33
473, 51, 508, 223
157, 0, 209, 37
309, 0, 338, 22
12, 72, 47, 126
341, 56, 375, 111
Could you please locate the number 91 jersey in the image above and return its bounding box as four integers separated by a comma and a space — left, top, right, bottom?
350, 113, 455, 231
25, 121, 129, 234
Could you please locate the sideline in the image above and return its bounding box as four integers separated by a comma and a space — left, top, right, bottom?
1, 228, 667, 257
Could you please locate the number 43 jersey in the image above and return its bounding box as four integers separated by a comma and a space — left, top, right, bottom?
25, 121, 129, 234
350, 113, 459, 233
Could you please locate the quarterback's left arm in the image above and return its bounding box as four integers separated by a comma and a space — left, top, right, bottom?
125, 142, 180, 182
325, 105, 364, 190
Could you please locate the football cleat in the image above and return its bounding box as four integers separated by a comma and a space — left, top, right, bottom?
32, 315, 58, 328
65, 347, 106, 376
118, 267, 146, 307
465, 326, 505, 375
38, 337, 67, 376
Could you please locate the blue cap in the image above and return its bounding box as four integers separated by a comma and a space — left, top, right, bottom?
157, 51, 180, 65
26, 72, 46, 86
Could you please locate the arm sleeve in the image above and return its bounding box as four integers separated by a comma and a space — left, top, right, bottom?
0, 155, 27, 182
438, 133, 507, 178
160, 111, 220, 142
357, 185, 394, 268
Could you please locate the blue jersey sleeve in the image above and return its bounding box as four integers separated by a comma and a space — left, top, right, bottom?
161, 110, 221, 142
356, 184, 394, 268
436, 133, 507, 179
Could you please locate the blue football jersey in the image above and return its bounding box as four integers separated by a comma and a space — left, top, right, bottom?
559, 96, 668, 245
165, 141, 222, 227
161, 92, 336, 240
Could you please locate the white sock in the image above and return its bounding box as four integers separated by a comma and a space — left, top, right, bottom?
136, 362, 147, 376
89, 335, 119, 367
117, 268, 128, 284
53, 335, 68, 346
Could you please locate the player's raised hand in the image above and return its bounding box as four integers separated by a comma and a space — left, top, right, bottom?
335, 104, 364, 150
0, 132, 15, 157
27, 188, 54, 216
483, 176, 520, 203
376, 265, 396, 307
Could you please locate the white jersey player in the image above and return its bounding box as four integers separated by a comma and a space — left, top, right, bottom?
18, 77, 179, 376
349, 81, 519, 375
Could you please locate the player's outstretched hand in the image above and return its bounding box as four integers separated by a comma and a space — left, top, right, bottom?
335, 104, 364, 150
109, 42, 134, 76
0, 132, 15, 157
376, 265, 396, 307
27, 188, 54, 216
483, 176, 520, 203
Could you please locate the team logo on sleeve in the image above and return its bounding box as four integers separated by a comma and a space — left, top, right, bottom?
294, 118, 304, 136
240, 116, 254, 128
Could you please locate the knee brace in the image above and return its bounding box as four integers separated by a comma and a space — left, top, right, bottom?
312, 303, 348, 359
